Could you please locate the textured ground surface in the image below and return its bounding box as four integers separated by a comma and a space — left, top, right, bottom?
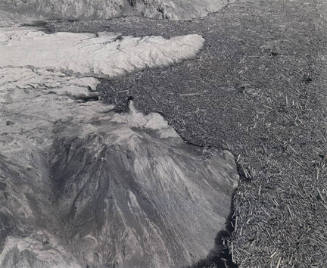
97, 2, 327, 267
0, 0, 232, 20
0, 10, 238, 268
2, 0, 327, 267
0, 28, 204, 77
46, 0, 327, 266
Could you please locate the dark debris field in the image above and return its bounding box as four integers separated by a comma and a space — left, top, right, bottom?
47, 0, 327, 267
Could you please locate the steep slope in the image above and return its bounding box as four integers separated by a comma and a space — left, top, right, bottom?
0, 103, 239, 268
47, 107, 238, 268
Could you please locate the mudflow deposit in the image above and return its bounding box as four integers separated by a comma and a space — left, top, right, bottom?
0, 2, 239, 267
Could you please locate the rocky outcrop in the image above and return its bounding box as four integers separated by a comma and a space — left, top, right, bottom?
1, 0, 233, 20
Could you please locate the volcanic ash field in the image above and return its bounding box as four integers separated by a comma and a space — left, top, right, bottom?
0, 9, 238, 268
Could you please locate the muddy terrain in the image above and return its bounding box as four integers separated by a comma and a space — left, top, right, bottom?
1, 0, 327, 267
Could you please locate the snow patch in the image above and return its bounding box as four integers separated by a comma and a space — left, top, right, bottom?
0, 27, 204, 77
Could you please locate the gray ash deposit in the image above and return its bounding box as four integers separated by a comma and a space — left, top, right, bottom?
0, 10, 239, 268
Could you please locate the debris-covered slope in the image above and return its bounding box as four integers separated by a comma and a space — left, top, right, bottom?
0, 103, 238, 268
1, 0, 232, 20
